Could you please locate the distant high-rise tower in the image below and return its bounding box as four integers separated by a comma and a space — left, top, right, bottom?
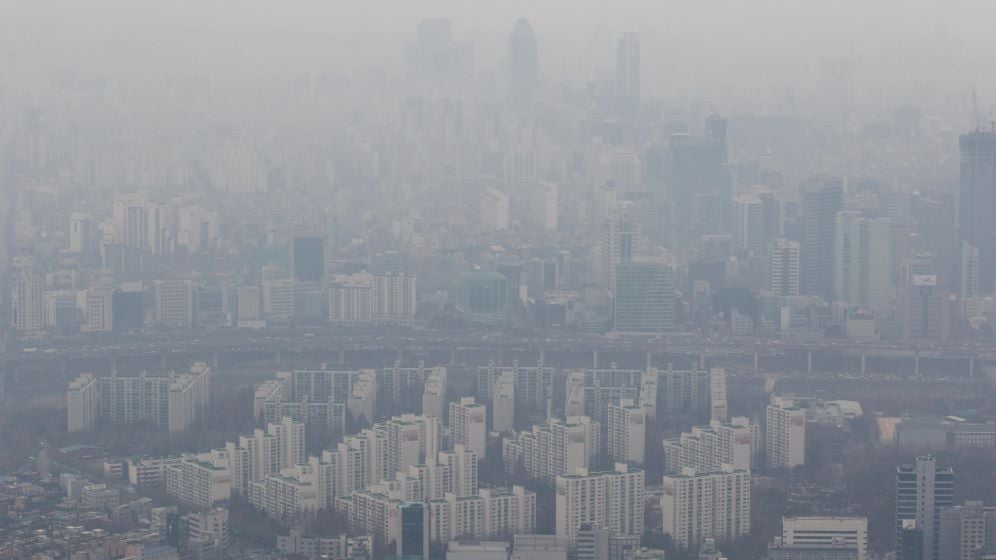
833, 213, 893, 309
801, 176, 844, 298
958, 130, 996, 291
732, 195, 764, 253
507, 18, 538, 108
598, 208, 641, 293
669, 131, 727, 245
292, 235, 326, 283
766, 238, 801, 296
613, 259, 675, 334
896, 455, 954, 560
615, 32, 640, 117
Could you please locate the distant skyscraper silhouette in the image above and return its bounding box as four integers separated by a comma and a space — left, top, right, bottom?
616, 32, 640, 117
958, 130, 996, 291
801, 175, 844, 298
507, 18, 538, 108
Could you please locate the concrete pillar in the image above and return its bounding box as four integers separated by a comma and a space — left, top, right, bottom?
593, 349, 599, 369
807, 350, 813, 374
646, 350, 652, 370
753, 350, 759, 375
860, 351, 866, 375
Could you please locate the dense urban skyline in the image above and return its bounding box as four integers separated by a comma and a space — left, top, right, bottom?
0, 4, 994, 560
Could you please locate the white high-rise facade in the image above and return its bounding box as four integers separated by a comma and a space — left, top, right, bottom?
491, 372, 515, 433
766, 396, 806, 469
663, 417, 759, 473
661, 466, 751, 550
608, 399, 646, 465
449, 397, 487, 459
503, 416, 601, 483
555, 464, 645, 544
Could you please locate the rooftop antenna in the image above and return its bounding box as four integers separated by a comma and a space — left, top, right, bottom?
972, 85, 980, 131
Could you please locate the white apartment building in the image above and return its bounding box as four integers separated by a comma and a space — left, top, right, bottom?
766, 396, 807, 469
165, 450, 233, 510
608, 399, 646, 465
422, 367, 448, 419
68, 373, 99, 432
431, 486, 536, 543
503, 416, 601, 483
347, 369, 377, 425
661, 466, 751, 550
480, 188, 510, 232
663, 417, 759, 473
450, 397, 487, 459
491, 372, 516, 433
67, 363, 211, 434
555, 464, 645, 544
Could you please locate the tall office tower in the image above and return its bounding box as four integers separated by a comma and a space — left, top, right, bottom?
449, 397, 487, 459
458, 271, 509, 326
900, 275, 950, 341
958, 241, 980, 298
292, 235, 326, 283
766, 238, 801, 296
801, 176, 845, 298
938, 502, 996, 560
833, 213, 893, 309
782, 517, 868, 560
732, 195, 765, 254
234, 286, 262, 325
607, 399, 646, 465
911, 191, 958, 286
613, 258, 675, 334
372, 274, 416, 326
959, 130, 996, 290
615, 32, 640, 117
398, 501, 430, 560
480, 188, 511, 232
10, 267, 44, 333
69, 212, 94, 255
896, 455, 955, 560
81, 287, 114, 332
556, 464, 645, 544
661, 466, 751, 550
154, 279, 195, 328
507, 18, 538, 108
112, 193, 152, 251
765, 396, 806, 469
670, 133, 727, 245
598, 208, 642, 293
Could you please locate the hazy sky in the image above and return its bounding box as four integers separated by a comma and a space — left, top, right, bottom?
5, 0, 996, 120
